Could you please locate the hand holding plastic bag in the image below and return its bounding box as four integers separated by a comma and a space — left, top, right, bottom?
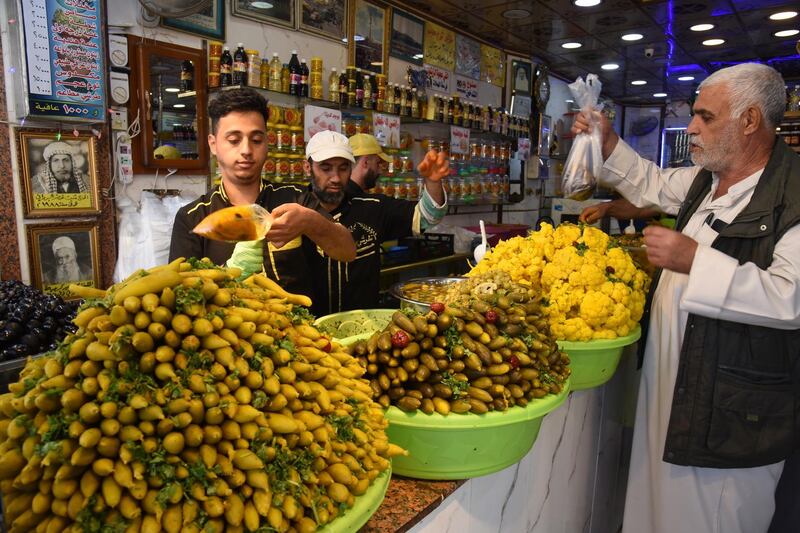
562, 74, 604, 200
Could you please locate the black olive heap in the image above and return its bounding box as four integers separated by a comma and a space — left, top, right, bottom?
0, 281, 78, 361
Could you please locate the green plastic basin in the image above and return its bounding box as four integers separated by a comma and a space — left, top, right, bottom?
557, 326, 641, 391
314, 309, 396, 345
385, 381, 570, 480
318, 467, 391, 532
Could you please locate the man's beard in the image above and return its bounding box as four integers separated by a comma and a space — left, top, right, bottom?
689, 121, 739, 172
362, 167, 380, 190
55, 262, 81, 283
311, 175, 345, 205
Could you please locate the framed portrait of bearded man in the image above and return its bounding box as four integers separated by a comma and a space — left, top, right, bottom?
19, 131, 101, 217
27, 222, 100, 300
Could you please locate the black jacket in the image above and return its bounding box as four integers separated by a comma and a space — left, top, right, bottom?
656, 138, 800, 468
169, 180, 327, 300
308, 181, 417, 316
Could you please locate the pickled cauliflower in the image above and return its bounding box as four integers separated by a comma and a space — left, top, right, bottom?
469, 223, 650, 341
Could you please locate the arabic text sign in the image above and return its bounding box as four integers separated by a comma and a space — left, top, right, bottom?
304, 106, 342, 141
21, 0, 106, 121
424, 64, 450, 94
450, 126, 470, 155
455, 75, 479, 101
372, 113, 401, 148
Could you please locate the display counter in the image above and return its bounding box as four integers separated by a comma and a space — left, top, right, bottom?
361, 344, 640, 533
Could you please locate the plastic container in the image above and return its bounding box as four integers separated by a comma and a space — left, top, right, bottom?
318, 468, 391, 533
314, 309, 395, 345
557, 326, 641, 391
385, 382, 570, 479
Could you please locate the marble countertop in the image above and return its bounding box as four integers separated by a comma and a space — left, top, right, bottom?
360, 476, 465, 532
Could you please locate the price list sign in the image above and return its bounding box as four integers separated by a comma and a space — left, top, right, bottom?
21, 0, 106, 121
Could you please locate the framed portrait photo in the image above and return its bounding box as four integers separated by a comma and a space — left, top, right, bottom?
512, 59, 532, 97
350, 0, 388, 75
390, 9, 423, 65
300, 0, 347, 41
232, 0, 294, 29
161, 0, 225, 40
19, 131, 100, 217
27, 222, 100, 300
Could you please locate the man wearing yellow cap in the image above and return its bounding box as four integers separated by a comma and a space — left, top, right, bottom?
305, 132, 448, 315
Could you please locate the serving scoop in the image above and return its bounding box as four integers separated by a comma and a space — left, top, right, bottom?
473, 220, 490, 263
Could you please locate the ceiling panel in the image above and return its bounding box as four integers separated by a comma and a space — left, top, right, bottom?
393, 0, 800, 103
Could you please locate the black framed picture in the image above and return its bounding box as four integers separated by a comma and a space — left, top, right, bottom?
300, 0, 347, 41
161, 0, 225, 40
232, 0, 295, 29
390, 9, 424, 65
27, 222, 100, 299
512, 59, 532, 97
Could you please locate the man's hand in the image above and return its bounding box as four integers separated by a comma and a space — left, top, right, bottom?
417, 150, 449, 182
580, 202, 612, 224
570, 109, 619, 161
580, 199, 662, 224
266, 203, 310, 249
643, 225, 698, 274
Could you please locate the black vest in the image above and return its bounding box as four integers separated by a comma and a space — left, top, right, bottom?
647, 139, 800, 468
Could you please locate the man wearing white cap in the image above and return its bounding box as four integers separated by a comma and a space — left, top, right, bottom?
32, 141, 89, 194
44, 236, 92, 284
303, 131, 448, 315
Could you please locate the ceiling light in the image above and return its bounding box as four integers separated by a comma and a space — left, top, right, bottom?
621, 33, 643, 41
631, 80, 647, 85
173, 104, 186, 108
653, 92, 667, 97
601, 63, 619, 70
370, 62, 383, 66
573, 0, 601, 6
502, 8, 531, 19
678, 75, 695, 81
769, 11, 797, 21
702, 38, 725, 46
562, 42, 582, 49
250, 1, 273, 8
165, 87, 180, 93
412, 53, 424, 60
774, 29, 799, 37
690, 23, 715, 31
566, 99, 574, 103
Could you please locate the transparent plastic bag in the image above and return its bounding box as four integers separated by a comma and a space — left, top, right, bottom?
562, 74, 604, 200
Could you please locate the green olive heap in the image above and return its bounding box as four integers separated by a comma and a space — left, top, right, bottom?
350, 273, 571, 415
0, 260, 403, 533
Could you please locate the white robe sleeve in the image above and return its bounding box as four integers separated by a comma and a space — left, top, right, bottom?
599, 139, 700, 216
681, 224, 800, 329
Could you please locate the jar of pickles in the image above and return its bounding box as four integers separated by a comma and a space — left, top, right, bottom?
275, 154, 291, 182
276, 126, 291, 151
393, 177, 407, 200
406, 177, 419, 201
263, 152, 278, 178
401, 151, 414, 174
342, 118, 358, 137
288, 154, 304, 181
383, 177, 396, 198
289, 126, 304, 153
267, 127, 279, 150
358, 119, 371, 134
373, 177, 386, 195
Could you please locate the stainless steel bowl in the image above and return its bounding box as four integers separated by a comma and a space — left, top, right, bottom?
389, 277, 467, 313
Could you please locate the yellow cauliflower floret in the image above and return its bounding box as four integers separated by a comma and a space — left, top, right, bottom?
579, 291, 615, 327
553, 224, 582, 249
606, 247, 637, 283
581, 226, 610, 251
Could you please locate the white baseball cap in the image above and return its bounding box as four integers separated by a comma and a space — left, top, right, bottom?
305, 130, 355, 164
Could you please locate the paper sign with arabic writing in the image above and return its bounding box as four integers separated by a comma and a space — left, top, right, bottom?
455, 34, 481, 80
424, 64, 450, 94
455, 75, 479, 101
423, 21, 455, 71
480, 44, 505, 88
450, 126, 470, 155
21, 0, 107, 121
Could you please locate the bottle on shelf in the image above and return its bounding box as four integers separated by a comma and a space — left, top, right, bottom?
355, 69, 364, 108
386, 83, 395, 115
233, 43, 247, 86
180, 59, 194, 92
404, 86, 412, 117
299, 58, 309, 97
338, 70, 348, 105
393, 84, 401, 115
328, 67, 339, 103
411, 88, 419, 118
288, 50, 301, 96
281, 63, 290, 93
268, 52, 282, 92
220, 46, 233, 86
363, 75, 372, 110
260, 58, 269, 89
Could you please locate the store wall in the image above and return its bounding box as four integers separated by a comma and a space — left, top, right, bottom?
0, 7, 117, 286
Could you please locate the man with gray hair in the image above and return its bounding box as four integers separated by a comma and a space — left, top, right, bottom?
572, 62, 800, 532
32, 141, 89, 194
44, 236, 92, 284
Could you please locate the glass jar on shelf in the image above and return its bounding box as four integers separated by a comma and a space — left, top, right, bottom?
358, 119, 371, 134
275, 153, 290, 182
288, 154, 305, 182
263, 152, 278, 178
383, 177, 396, 198
406, 177, 419, 201
373, 177, 386, 195
267, 126, 279, 150
289, 126, 304, 153
395, 177, 408, 200
276, 126, 291, 151
449, 176, 462, 203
